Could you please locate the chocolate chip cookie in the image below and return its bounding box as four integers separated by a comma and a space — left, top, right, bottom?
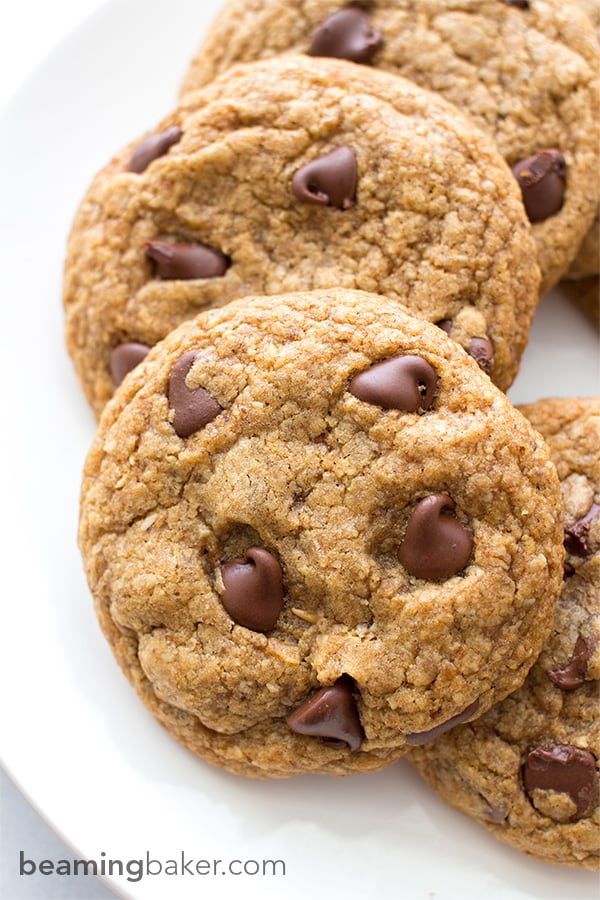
564, 216, 600, 281
573, 0, 600, 28
409, 396, 600, 869
79, 288, 564, 778
180, 0, 600, 293
566, 0, 600, 279
561, 276, 599, 325
64, 55, 540, 416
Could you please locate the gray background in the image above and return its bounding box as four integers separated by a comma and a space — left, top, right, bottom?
1, 768, 116, 899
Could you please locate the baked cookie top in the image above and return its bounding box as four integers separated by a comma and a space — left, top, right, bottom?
560, 276, 600, 326
567, 0, 600, 279
565, 215, 599, 281
79, 289, 563, 778
573, 0, 600, 27
180, 0, 600, 292
64, 55, 539, 415
409, 396, 600, 869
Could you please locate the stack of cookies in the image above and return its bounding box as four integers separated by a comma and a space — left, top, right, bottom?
65, 0, 599, 872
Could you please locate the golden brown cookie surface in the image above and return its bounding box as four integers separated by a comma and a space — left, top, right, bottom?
409, 396, 600, 869
566, 0, 600, 279
181, 0, 600, 292
564, 216, 600, 281
64, 55, 539, 415
560, 276, 599, 325
572, 0, 600, 27
79, 289, 563, 778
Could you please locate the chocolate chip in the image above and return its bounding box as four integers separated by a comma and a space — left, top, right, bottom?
467, 337, 494, 375
128, 126, 182, 174
219, 548, 284, 632
309, 7, 382, 64
522, 744, 598, 821
348, 355, 438, 411
398, 494, 473, 580
292, 145, 357, 209
286, 676, 364, 751
563, 560, 576, 579
564, 503, 600, 557
512, 150, 566, 223
547, 635, 594, 691
435, 319, 453, 335
406, 699, 480, 746
109, 342, 150, 386
502, 0, 529, 8
168, 351, 222, 438
146, 241, 229, 279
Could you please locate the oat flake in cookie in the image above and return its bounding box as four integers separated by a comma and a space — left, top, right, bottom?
181, 0, 600, 292
64, 55, 540, 416
409, 397, 600, 869
79, 289, 563, 778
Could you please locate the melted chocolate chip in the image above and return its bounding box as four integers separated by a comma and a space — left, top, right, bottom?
292, 145, 357, 209
168, 351, 222, 438
109, 342, 150, 386
406, 699, 480, 746
128, 126, 182, 174
286, 676, 364, 751
512, 150, 566, 223
467, 337, 494, 376
146, 241, 229, 279
522, 744, 598, 821
547, 635, 594, 691
398, 494, 473, 580
348, 355, 438, 411
219, 548, 284, 632
564, 503, 600, 557
309, 7, 382, 64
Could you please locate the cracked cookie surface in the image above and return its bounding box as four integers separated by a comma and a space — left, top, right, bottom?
181, 0, 600, 292
79, 289, 563, 778
409, 396, 600, 869
64, 55, 539, 415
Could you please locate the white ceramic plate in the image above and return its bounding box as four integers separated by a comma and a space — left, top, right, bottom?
0, 2, 598, 898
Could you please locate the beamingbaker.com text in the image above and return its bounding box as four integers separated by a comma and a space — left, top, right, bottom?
19, 850, 286, 883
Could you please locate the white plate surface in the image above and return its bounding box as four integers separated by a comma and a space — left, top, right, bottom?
0, 1, 598, 898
